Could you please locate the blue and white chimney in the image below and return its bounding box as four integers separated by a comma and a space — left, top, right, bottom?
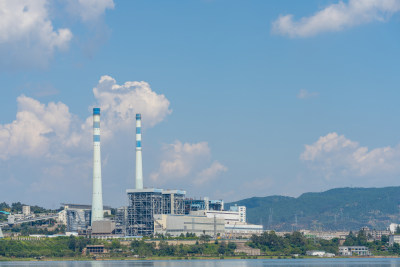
135, 114, 143, 189
91, 108, 104, 223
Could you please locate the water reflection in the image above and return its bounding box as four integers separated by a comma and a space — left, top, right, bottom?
90, 261, 155, 267
2, 259, 400, 267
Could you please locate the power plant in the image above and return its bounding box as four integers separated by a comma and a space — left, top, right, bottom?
61, 110, 263, 238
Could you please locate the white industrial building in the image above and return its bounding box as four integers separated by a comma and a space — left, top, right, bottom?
186, 205, 262, 237
152, 204, 262, 237
225, 223, 263, 237
154, 214, 225, 236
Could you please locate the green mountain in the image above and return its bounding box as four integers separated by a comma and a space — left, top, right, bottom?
227, 186, 400, 231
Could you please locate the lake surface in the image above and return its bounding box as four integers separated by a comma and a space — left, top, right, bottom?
1, 259, 400, 267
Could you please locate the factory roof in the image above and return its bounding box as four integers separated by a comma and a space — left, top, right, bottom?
61, 204, 111, 210
126, 188, 163, 193
126, 188, 186, 195
162, 189, 186, 195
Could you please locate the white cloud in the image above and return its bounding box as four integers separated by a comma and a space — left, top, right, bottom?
0, 95, 73, 159
66, 0, 114, 22
297, 89, 319, 99
301, 132, 400, 177
0, 75, 171, 159
0, 0, 72, 68
93, 75, 172, 131
150, 141, 226, 186
150, 141, 210, 181
0, 76, 172, 205
194, 161, 228, 185
272, 0, 400, 38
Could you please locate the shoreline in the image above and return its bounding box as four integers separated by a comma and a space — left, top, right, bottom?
1, 255, 399, 262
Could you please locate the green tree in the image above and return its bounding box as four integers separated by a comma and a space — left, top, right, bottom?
217, 244, 226, 255
111, 239, 121, 250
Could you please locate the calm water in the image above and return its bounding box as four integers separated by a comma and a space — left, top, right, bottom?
1, 259, 400, 267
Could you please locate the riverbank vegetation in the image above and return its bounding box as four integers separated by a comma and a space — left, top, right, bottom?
0, 230, 399, 260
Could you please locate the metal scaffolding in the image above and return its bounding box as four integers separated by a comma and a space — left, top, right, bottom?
126, 189, 163, 236
66, 209, 91, 232
172, 192, 185, 215
126, 188, 186, 236
115, 206, 127, 235
162, 190, 185, 215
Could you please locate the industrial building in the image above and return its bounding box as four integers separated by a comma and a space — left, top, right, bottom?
125, 189, 186, 236
124, 113, 262, 237
76, 111, 263, 238
185, 198, 224, 213
125, 114, 191, 236
62, 204, 112, 233
154, 214, 225, 236
66, 208, 91, 233
62, 204, 112, 215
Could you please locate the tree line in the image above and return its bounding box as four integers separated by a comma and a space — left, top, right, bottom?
2, 230, 400, 259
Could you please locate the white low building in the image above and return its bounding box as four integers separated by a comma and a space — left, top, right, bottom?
389, 235, 400, 246
225, 222, 263, 237
339, 246, 371, 256
154, 214, 225, 237
390, 223, 400, 234
306, 251, 327, 257
189, 205, 263, 237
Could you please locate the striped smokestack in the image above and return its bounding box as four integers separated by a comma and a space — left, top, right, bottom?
135, 113, 143, 189
91, 108, 104, 224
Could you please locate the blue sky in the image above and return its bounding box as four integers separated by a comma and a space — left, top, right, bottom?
0, 0, 400, 208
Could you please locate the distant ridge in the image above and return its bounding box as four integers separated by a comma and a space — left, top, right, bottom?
227, 186, 400, 231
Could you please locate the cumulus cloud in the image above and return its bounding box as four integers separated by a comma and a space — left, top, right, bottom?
0, 0, 72, 68
0, 76, 172, 204
297, 89, 319, 99
150, 141, 226, 186
150, 141, 210, 181
272, 0, 400, 38
66, 0, 114, 22
0, 95, 74, 159
0, 0, 115, 68
194, 161, 228, 185
301, 132, 400, 177
93, 75, 172, 131
0, 75, 171, 159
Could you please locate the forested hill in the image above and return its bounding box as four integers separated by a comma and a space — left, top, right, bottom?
227, 186, 400, 231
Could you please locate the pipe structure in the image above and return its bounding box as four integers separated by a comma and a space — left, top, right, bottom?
91, 108, 104, 224
135, 113, 143, 189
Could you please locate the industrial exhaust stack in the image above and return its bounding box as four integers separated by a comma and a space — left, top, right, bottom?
135, 113, 143, 189
91, 107, 104, 224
